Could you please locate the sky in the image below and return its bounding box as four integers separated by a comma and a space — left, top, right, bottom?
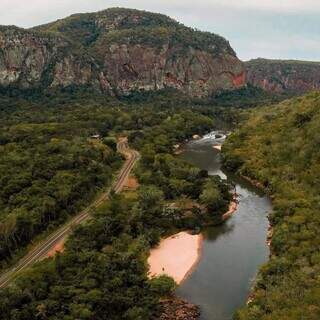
1, 0, 319, 61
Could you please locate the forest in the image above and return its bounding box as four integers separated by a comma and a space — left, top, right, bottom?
222, 91, 320, 320
0, 90, 233, 319
1, 80, 319, 320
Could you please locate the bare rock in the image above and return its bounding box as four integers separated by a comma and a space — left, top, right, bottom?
158, 298, 200, 320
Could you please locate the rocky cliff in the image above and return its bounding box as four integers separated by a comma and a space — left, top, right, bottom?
0, 8, 245, 97
246, 58, 320, 94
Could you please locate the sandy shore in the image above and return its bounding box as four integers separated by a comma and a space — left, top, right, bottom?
148, 200, 238, 284
222, 195, 239, 221
148, 232, 203, 284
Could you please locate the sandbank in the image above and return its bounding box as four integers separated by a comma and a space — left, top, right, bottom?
148, 232, 203, 284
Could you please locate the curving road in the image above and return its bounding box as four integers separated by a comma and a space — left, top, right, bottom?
0, 138, 139, 289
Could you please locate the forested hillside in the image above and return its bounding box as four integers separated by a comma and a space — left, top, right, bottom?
222, 92, 320, 319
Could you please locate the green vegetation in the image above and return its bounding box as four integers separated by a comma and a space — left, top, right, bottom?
209, 85, 289, 108
222, 92, 320, 319
0, 90, 234, 319
130, 108, 232, 231
0, 96, 125, 268
0, 196, 161, 319
34, 7, 234, 58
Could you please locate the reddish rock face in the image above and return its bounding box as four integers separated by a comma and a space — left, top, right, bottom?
232, 71, 246, 88
246, 59, 320, 94
102, 44, 245, 97
0, 9, 246, 97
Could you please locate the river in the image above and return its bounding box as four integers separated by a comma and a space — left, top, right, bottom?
176, 132, 272, 320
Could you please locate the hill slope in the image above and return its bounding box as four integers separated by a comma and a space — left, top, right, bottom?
223, 92, 320, 319
0, 8, 245, 97
246, 58, 320, 94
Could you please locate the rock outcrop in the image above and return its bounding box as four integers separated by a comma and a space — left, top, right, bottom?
246, 58, 320, 94
0, 8, 245, 97
158, 298, 200, 320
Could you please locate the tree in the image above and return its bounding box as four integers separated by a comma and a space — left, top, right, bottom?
149, 275, 176, 296
200, 180, 223, 212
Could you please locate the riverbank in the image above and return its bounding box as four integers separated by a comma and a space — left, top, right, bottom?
222, 195, 238, 221
148, 232, 203, 285
148, 193, 239, 284
240, 174, 266, 191
238, 174, 274, 248
158, 298, 200, 320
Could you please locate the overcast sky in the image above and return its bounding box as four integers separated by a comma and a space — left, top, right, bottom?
1, 0, 319, 61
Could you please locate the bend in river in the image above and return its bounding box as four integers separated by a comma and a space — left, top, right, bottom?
176, 132, 272, 320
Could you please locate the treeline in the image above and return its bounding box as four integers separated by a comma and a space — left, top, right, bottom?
209, 84, 290, 109
222, 91, 320, 320
0, 94, 233, 319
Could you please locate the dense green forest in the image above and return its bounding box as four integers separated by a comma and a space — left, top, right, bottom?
0, 90, 234, 319
222, 91, 320, 320
209, 84, 289, 108
0, 95, 126, 268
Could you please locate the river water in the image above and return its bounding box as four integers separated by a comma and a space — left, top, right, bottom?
176, 133, 271, 320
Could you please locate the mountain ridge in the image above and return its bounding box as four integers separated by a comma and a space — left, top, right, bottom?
246, 58, 320, 94
0, 7, 245, 97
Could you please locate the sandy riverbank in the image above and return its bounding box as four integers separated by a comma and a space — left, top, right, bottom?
148, 200, 239, 284
222, 196, 239, 221
148, 232, 203, 285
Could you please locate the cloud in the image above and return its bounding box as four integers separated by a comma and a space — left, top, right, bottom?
237, 35, 320, 61
104, 0, 320, 14
0, 0, 108, 27
189, 0, 320, 13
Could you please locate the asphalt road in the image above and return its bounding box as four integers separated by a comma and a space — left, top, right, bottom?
0, 138, 139, 289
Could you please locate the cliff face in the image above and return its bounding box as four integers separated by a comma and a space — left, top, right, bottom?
246, 59, 320, 94
0, 27, 63, 88
101, 43, 244, 96
0, 27, 97, 90
0, 8, 245, 97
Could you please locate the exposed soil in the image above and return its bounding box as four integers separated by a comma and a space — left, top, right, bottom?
124, 176, 139, 190
47, 240, 64, 257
